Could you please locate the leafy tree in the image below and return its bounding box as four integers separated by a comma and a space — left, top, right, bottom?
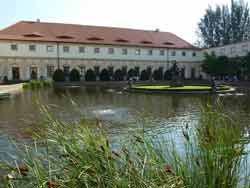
53, 69, 65, 82
69, 69, 80, 82
114, 69, 123, 81
85, 69, 96, 81
100, 69, 110, 81
198, 0, 250, 47
140, 70, 150, 81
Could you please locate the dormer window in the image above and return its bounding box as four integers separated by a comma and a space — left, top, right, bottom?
56, 35, 74, 39
141, 41, 153, 44
163, 42, 175, 45
23, 32, 43, 37
115, 38, 129, 43
87, 37, 104, 41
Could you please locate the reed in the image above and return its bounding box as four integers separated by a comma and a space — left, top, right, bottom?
2, 104, 250, 188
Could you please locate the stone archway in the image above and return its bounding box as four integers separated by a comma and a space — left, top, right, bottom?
30, 67, 38, 80
164, 70, 172, 80
69, 68, 80, 82
85, 69, 96, 81
99, 69, 110, 81
114, 69, 123, 81
12, 67, 20, 81
127, 68, 136, 79
140, 70, 150, 81
152, 67, 163, 81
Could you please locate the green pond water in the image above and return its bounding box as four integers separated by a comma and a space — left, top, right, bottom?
0, 86, 249, 163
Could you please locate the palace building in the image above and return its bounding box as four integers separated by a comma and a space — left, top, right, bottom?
0, 20, 204, 81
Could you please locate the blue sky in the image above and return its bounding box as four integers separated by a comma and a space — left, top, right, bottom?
0, 0, 244, 44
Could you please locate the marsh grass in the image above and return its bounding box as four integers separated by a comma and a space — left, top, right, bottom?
2, 103, 250, 188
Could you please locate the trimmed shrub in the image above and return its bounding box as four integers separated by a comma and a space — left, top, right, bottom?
53, 69, 65, 82
164, 70, 172, 80
69, 69, 80, 82
127, 69, 136, 79
114, 69, 124, 81
85, 69, 96, 81
153, 69, 163, 80
140, 70, 150, 81
100, 69, 110, 81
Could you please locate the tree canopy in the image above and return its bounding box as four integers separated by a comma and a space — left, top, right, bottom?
198, 0, 250, 48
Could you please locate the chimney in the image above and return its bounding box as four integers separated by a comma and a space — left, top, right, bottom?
36, 19, 40, 23
155, 28, 160, 32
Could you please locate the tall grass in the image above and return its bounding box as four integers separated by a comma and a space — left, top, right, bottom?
1, 104, 250, 188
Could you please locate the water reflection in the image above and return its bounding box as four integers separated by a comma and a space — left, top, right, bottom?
0, 86, 250, 163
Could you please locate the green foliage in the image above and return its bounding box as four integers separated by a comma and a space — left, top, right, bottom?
69, 69, 80, 82
2, 104, 250, 188
152, 68, 163, 81
198, 0, 250, 47
53, 69, 65, 82
99, 69, 110, 81
202, 53, 247, 76
140, 70, 150, 81
114, 69, 124, 81
85, 69, 96, 81
23, 80, 53, 90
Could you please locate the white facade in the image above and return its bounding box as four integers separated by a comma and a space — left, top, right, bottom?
0, 40, 204, 81
204, 41, 250, 58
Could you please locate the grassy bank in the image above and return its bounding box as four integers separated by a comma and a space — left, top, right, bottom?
1, 104, 250, 188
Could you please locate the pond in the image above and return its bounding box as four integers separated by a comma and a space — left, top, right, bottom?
0, 86, 249, 163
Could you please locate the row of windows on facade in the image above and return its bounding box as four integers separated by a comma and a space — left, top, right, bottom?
215, 44, 249, 56
10, 44, 197, 57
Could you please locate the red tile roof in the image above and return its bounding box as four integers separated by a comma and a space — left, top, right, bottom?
0, 21, 199, 49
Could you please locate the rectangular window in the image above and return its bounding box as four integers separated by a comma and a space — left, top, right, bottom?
94, 48, 100, 54
220, 48, 225, 56
108, 48, 114, 54
171, 51, 176, 56
122, 49, 128, 55
231, 47, 236, 54
192, 52, 196, 57
29, 45, 36, 52
63, 46, 69, 53
135, 49, 141, 55
11, 44, 18, 51
79, 46, 85, 53
182, 51, 186, 56
47, 45, 54, 52
148, 49, 153, 56
47, 65, 54, 78
242, 44, 248, 53
160, 50, 165, 56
